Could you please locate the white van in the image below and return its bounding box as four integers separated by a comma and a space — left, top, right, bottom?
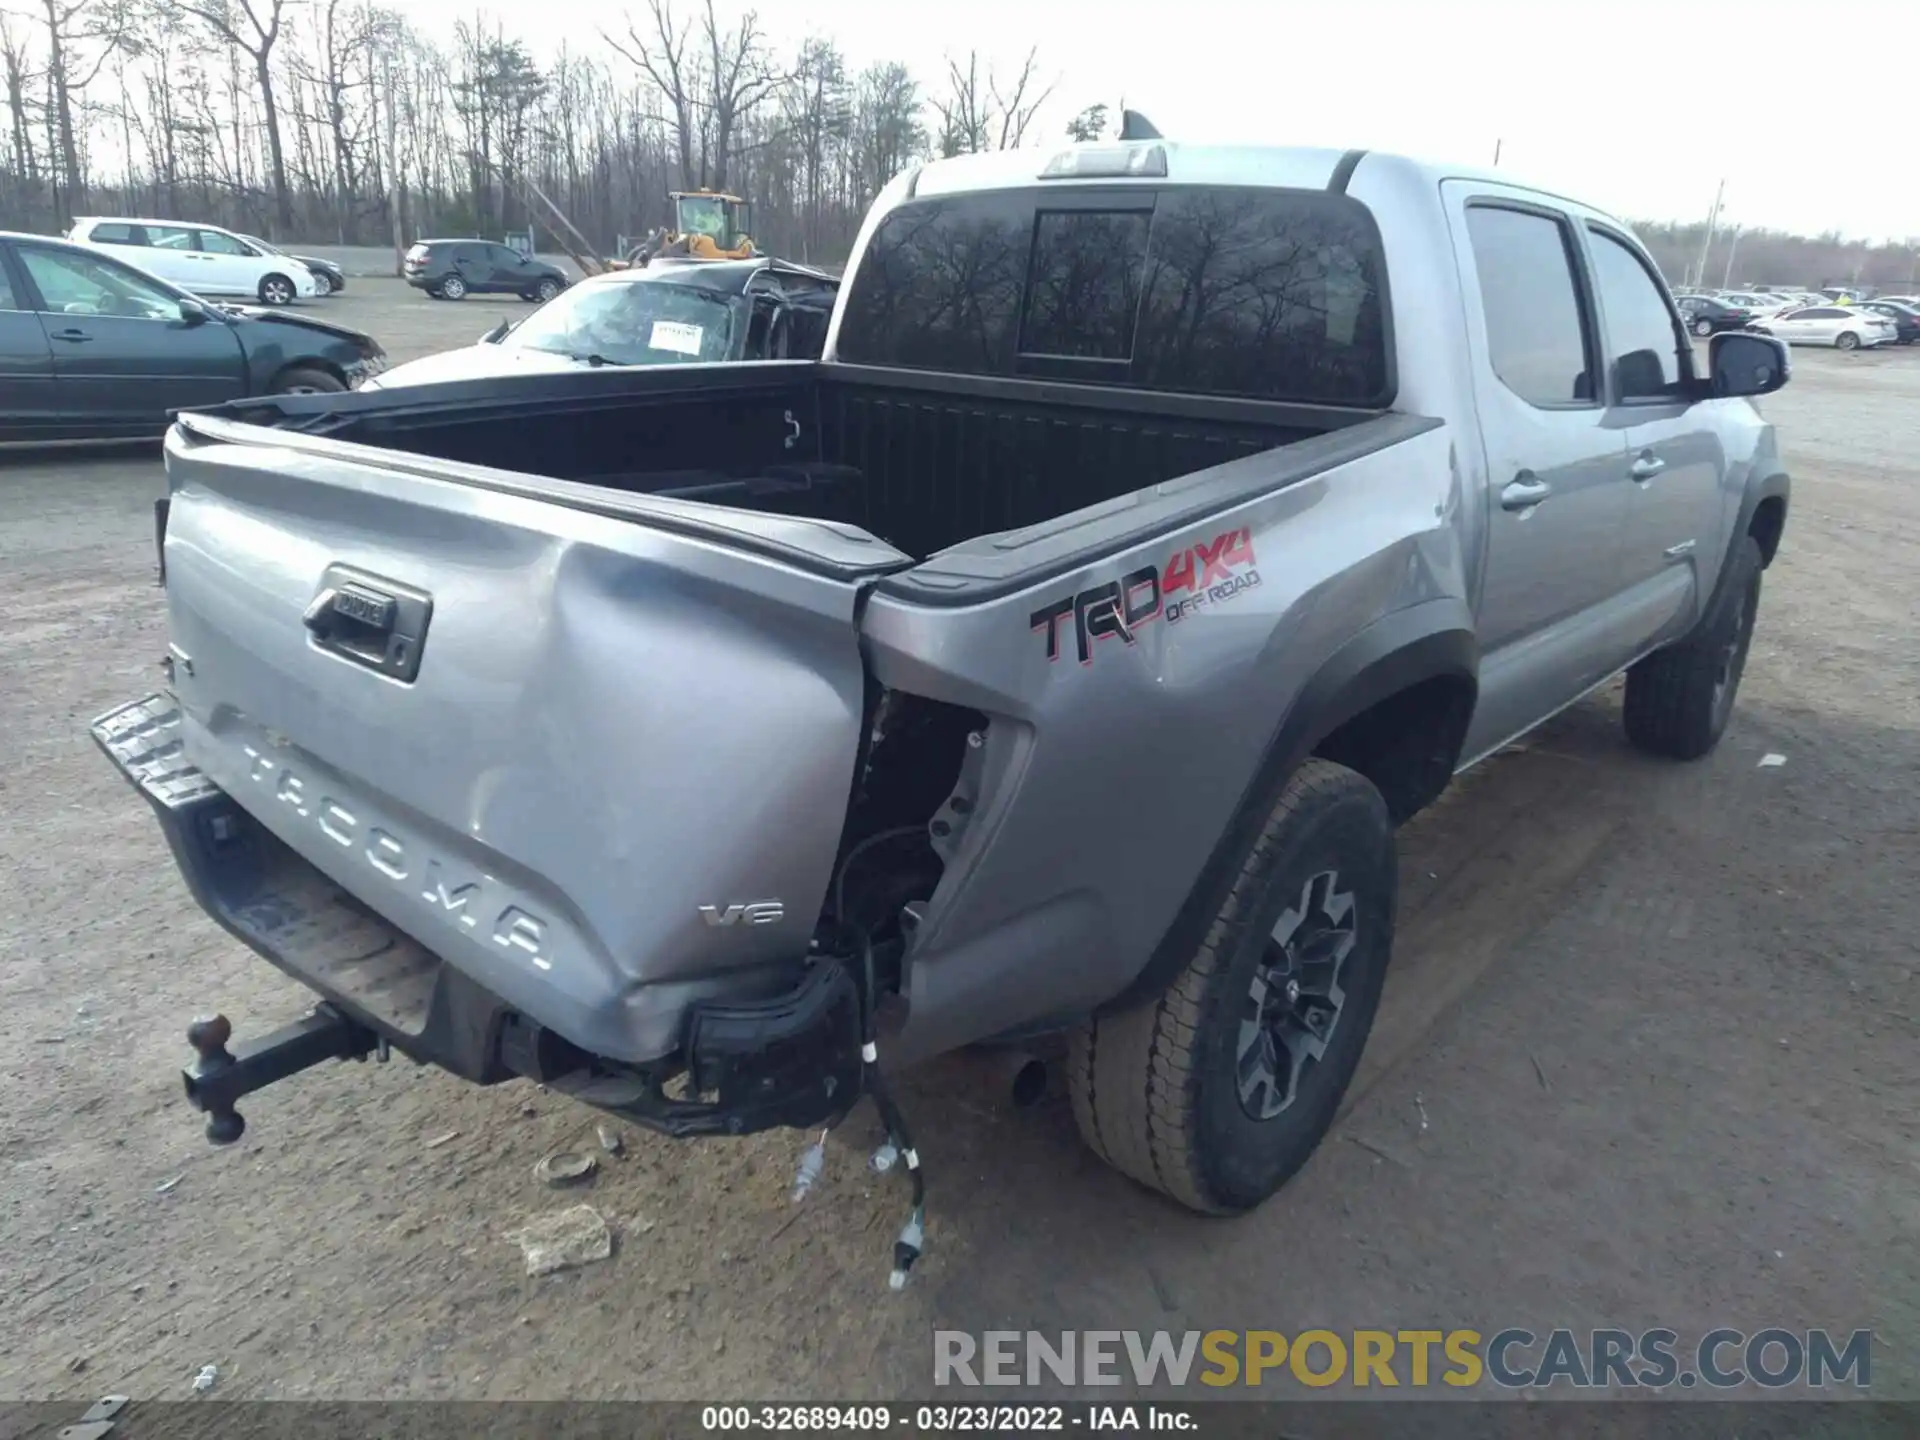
67, 217, 319, 305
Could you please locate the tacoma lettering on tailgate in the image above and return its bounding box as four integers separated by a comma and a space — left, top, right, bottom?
241, 744, 554, 970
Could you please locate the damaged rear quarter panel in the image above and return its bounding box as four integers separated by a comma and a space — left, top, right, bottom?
860, 419, 1468, 1061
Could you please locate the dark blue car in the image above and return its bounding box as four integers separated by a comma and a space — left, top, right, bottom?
0, 230, 387, 444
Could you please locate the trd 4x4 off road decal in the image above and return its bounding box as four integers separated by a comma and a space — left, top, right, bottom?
1030, 527, 1262, 665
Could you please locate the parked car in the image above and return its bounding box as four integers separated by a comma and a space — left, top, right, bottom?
100, 137, 1790, 1269
1718, 291, 1795, 317
69, 217, 321, 305
367, 256, 839, 390
0, 230, 387, 444
1860, 300, 1920, 344
1749, 305, 1898, 350
235, 233, 346, 295
1676, 293, 1756, 336
403, 239, 570, 301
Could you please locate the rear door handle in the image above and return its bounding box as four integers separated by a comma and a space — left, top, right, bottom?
1630, 453, 1666, 481
1500, 476, 1554, 511
49, 328, 92, 343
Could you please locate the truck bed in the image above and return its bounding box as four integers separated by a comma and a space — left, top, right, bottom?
213, 362, 1343, 562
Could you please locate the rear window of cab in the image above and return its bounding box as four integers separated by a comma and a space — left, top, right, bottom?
834, 185, 1393, 408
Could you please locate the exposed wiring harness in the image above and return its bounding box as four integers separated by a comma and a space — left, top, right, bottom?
859, 934, 925, 1289
785, 824, 933, 1289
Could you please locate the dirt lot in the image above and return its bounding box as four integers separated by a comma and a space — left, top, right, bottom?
1, 282, 1915, 1404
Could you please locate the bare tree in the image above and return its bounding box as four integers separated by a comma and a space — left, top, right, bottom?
932, 47, 1051, 157
604, 0, 697, 188
33, 0, 138, 213
932, 51, 986, 157
987, 46, 1050, 150
173, 0, 296, 229
778, 35, 846, 255
0, 12, 40, 197
851, 60, 924, 197
696, 0, 777, 191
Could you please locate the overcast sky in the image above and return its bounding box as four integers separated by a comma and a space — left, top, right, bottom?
449, 0, 1913, 241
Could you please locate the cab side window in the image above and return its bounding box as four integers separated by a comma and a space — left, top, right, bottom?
1586, 227, 1689, 402
1463, 204, 1595, 407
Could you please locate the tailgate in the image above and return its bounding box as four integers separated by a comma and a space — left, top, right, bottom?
159, 416, 910, 1063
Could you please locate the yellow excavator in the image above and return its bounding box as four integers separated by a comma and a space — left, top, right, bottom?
622, 190, 759, 267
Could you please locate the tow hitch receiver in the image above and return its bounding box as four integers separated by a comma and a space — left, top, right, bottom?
183, 1006, 376, 1144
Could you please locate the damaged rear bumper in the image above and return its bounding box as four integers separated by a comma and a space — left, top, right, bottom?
92, 692, 863, 1141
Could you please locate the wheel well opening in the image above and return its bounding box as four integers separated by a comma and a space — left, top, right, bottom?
1312, 673, 1475, 826
269, 358, 346, 390
1749, 495, 1786, 568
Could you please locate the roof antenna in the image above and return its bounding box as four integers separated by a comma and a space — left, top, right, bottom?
1118, 109, 1162, 141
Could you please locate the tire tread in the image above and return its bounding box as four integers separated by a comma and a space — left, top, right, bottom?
1624, 535, 1762, 761
1068, 759, 1376, 1214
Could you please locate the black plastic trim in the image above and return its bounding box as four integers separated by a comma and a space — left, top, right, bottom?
1107, 605, 1477, 1012
171, 405, 915, 589
820, 362, 1376, 435
1328, 149, 1369, 194
874, 411, 1445, 609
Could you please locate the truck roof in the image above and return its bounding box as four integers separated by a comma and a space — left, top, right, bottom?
902, 141, 1609, 226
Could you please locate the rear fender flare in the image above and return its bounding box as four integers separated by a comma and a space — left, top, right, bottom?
1104, 600, 1477, 1012
1733, 467, 1789, 571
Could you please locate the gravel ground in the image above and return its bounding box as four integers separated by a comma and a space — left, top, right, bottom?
1, 284, 1915, 1406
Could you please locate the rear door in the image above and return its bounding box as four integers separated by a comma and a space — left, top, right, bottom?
1769, 306, 1825, 343
486, 243, 533, 291
451, 243, 492, 292
141, 222, 216, 292
1581, 222, 1729, 645
1442, 190, 1635, 756
157, 405, 910, 1059
0, 245, 60, 442
194, 226, 266, 296
14, 242, 245, 431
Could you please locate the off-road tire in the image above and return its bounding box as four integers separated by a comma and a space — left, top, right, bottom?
1624, 535, 1763, 761
1067, 758, 1396, 1214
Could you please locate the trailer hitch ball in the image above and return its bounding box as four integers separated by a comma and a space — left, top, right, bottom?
185, 1013, 247, 1145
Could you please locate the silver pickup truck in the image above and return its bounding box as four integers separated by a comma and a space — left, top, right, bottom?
96, 125, 1790, 1278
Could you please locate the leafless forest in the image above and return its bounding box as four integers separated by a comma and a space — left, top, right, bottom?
0, 0, 1078, 263
2, 0, 1916, 280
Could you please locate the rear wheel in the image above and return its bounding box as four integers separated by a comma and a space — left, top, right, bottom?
439, 274, 468, 301
269, 366, 346, 396
1693, 317, 1714, 337
1624, 535, 1763, 761
1067, 758, 1395, 1214
257, 273, 297, 306
1835, 330, 1860, 351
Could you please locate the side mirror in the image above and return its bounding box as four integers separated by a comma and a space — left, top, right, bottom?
1707, 331, 1790, 398
179, 298, 209, 327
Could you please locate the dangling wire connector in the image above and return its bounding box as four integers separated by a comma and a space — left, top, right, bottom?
888, 1204, 925, 1291
790, 1127, 828, 1204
